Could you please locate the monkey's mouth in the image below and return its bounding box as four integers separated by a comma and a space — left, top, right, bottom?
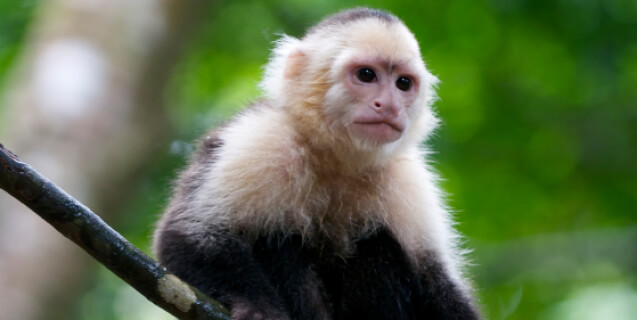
352, 120, 404, 143
353, 120, 404, 133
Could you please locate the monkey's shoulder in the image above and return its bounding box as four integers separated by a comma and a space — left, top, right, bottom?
215, 106, 304, 172
186, 103, 309, 197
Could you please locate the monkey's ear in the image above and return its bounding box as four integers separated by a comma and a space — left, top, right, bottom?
284, 50, 307, 80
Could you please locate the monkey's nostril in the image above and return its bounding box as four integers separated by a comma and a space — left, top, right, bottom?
374, 101, 382, 108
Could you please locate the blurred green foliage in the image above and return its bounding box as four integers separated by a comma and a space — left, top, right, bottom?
0, 0, 37, 90
1, 0, 636, 319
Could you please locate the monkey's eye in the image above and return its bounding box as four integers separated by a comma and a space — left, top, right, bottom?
396, 76, 412, 91
356, 68, 376, 83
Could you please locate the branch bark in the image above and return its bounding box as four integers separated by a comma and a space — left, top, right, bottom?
0, 143, 230, 320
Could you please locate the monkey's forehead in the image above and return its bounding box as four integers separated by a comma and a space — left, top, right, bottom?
304, 18, 423, 66
351, 20, 421, 59
306, 8, 399, 34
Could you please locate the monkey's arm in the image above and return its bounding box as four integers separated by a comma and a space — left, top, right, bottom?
156, 226, 290, 320
335, 228, 481, 320
252, 233, 332, 320
415, 259, 482, 320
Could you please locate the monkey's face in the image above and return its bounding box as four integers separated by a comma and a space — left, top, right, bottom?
271, 19, 438, 157
343, 58, 419, 145
322, 52, 423, 151
316, 21, 431, 153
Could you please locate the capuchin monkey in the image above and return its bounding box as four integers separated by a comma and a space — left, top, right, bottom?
154, 8, 481, 320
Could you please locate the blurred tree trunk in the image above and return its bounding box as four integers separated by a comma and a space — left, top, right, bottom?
0, 0, 211, 319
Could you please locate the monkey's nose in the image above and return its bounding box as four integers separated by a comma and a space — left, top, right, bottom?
371, 101, 401, 118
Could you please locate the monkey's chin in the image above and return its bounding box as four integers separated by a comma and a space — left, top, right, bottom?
351, 122, 403, 145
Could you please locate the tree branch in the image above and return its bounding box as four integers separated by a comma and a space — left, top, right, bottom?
0, 143, 230, 320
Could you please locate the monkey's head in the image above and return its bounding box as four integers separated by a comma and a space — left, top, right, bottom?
261, 8, 439, 166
